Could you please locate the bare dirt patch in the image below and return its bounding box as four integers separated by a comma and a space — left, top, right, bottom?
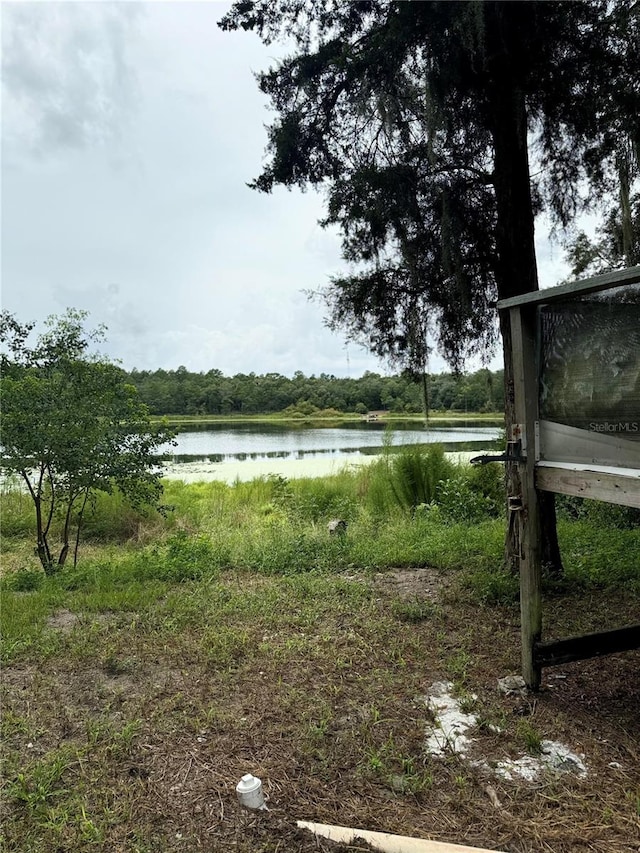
372, 566, 451, 600
2, 570, 639, 852
46, 609, 81, 632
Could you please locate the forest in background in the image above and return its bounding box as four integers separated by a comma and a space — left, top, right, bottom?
124, 367, 504, 417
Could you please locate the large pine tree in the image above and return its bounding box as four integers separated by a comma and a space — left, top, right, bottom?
220, 0, 640, 571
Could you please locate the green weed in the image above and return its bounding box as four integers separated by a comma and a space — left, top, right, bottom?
392, 756, 434, 795
307, 707, 333, 740
365, 747, 386, 773
3, 568, 45, 592
457, 692, 478, 715
8, 748, 75, 818
85, 717, 141, 756
627, 787, 640, 817
1, 709, 30, 738
201, 625, 251, 669
517, 719, 543, 755
447, 649, 472, 683
391, 597, 437, 623
463, 567, 519, 604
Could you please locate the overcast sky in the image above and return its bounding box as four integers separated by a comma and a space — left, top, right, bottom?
2, 1, 571, 377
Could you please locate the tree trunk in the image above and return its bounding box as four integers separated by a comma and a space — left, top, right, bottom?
421, 371, 429, 423
35, 495, 53, 573
58, 499, 75, 569
73, 489, 91, 568
23, 471, 53, 574
486, 6, 563, 575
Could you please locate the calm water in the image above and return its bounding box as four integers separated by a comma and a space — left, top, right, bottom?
162, 421, 502, 464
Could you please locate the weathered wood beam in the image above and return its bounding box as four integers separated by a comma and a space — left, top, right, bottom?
535, 625, 640, 668
497, 264, 640, 309
510, 305, 542, 690
536, 464, 640, 508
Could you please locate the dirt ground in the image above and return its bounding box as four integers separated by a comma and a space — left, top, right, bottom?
2, 567, 639, 852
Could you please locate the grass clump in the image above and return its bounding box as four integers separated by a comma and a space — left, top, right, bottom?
391, 596, 437, 623
516, 719, 544, 755
556, 520, 640, 590
7, 747, 76, 820
365, 442, 456, 516
3, 568, 46, 593
463, 567, 520, 605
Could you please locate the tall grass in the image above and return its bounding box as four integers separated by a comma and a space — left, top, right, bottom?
0, 482, 161, 543
2, 444, 638, 627
1, 484, 36, 537
365, 443, 456, 516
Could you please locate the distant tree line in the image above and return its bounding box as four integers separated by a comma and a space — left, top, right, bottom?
124, 367, 504, 417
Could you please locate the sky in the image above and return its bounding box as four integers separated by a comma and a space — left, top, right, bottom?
1, 1, 572, 378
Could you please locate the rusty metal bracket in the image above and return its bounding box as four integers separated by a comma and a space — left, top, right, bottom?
471, 439, 525, 466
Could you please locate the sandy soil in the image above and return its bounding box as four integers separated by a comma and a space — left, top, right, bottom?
4, 569, 639, 853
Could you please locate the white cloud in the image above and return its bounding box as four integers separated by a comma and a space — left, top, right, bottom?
0, 2, 574, 379
2, 3, 141, 159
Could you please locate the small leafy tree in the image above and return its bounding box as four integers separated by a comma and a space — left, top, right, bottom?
1, 310, 174, 573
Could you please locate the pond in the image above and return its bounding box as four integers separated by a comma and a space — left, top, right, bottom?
162, 420, 503, 464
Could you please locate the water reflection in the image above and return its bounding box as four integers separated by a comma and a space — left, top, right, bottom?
161, 421, 502, 464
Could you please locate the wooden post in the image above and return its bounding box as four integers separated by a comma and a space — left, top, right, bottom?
510, 306, 542, 690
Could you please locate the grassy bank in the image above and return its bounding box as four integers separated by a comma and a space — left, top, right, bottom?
2, 452, 639, 852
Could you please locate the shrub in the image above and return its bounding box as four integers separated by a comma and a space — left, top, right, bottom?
271, 474, 358, 523
437, 476, 498, 523
366, 443, 456, 516
465, 463, 505, 515
556, 496, 640, 529
3, 569, 45, 592
133, 531, 222, 582
80, 489, 160, 542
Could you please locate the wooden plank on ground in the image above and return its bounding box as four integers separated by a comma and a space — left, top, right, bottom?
297, 821, 506, 853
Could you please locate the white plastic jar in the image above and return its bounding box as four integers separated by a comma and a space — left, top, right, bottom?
236, 773, 267, 810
